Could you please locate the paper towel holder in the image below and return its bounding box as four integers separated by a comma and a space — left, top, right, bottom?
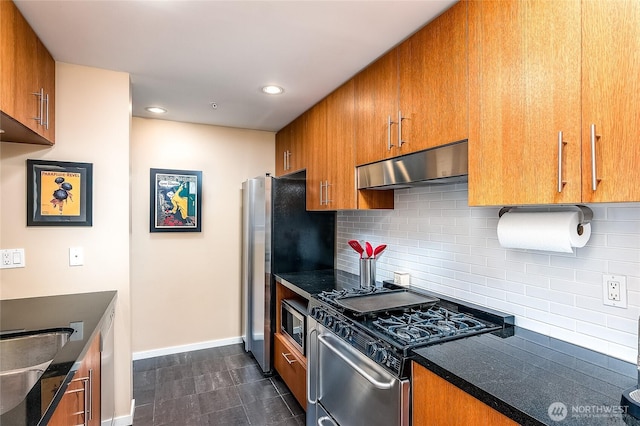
498, 205, 593, 234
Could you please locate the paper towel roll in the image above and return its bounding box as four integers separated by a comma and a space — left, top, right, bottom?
497, 211, 591, 253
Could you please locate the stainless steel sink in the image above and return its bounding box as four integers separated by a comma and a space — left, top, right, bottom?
0, 328, 74, 415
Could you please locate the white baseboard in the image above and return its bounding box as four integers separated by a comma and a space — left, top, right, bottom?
108, 399, 135, 426
132, 336, 243, 361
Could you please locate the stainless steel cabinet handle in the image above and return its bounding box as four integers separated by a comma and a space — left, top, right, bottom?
319, 181, 325, 205
69, 373, 91, 426
32, 88, 44, 125
398, 110, 405, 147
44, 93, 50, 130
325, 180, 332, 205
590, 124, 600, 191
284, 151, 287, 171
287, 151, 292, 170
282, 352, 297, 364
387, 115, 395, 151
88, 368, 93, 421
318, 334, 394, 389
557, 131, 567, 193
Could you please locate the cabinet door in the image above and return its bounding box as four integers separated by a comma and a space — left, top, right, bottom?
275, 124, 291, 177
11, 2, 41, 136
412, 362, 517, 426
305, 99, 327, 210
37, 38, 55, 143
468, 0, 581, 206
582, 0, 640, 202
399, 0, 468, 154
325, 80, 356, 210
0, 0, 16, 113
274, 333, 307, 410
0, 0, 55, 145
288, 115, 306, 174
354, 49, 399, 166
49, 334, 101, 426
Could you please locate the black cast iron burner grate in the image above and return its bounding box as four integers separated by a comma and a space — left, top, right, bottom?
372, 308, 488, 345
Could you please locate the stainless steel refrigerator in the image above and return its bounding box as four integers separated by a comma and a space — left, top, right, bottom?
242, 172, 335, 374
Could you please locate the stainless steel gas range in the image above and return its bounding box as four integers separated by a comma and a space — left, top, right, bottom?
306, 285, 514, 426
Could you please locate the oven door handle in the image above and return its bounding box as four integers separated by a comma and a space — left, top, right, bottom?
308, 327, 318, 404
318, 334, 395, 390
318, 416, 338, 426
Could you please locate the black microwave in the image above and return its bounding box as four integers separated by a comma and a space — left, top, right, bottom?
281, 298, 307, 355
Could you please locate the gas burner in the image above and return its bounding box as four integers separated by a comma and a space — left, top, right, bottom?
373, 307, 488, 345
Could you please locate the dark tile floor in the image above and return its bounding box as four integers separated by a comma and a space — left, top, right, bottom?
132, 343, 305, 426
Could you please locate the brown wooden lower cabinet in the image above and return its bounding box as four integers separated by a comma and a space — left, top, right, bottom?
48, 333, 101, 426
274, 332, 307, 410
412, 362, 517, 426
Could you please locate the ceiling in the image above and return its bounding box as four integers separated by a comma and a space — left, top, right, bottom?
15, 0, 457, 133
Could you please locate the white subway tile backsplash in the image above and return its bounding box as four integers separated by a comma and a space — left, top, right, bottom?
524, 264, 575, 281
525, 308, 576, 331
337, 183, 640, 363
608, 261, 640, 278
526, 286, 574, 306
607, 234, 640, 249
607, 206, 640, 220
549, 303, 606, 325
506, 292, 550, 311
549, 278, 601, 299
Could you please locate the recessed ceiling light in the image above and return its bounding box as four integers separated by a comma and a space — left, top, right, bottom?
261, 85, 284, 95
145, 106, 167, 114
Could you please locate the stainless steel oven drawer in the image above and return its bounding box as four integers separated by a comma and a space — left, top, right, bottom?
317, 330, 409, 426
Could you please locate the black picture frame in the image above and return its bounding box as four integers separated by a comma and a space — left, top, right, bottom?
26, 159, 93, 227
150, 168, 202, 233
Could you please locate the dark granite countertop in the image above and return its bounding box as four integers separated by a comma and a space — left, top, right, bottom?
277, 269, 640, 425
0, 291, 117, 426
412, 327, 640, 425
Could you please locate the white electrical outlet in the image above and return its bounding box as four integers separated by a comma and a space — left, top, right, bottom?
603, 274, 627, 308
0, 249, 25, 269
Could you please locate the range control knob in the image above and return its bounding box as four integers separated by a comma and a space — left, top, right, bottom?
339, 325, 352, 340
332, 321, 343, 334
314, 308, 325, 322
374, 348, 389, 364
323, 315, 334, 328
366, 342, 380, 358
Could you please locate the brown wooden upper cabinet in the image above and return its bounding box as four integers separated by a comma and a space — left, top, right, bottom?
354, 1, 468, 166
468, 0, 640, 206
1, 0, 56, 145
306, 80, 393, 211
275, 115, 305, 176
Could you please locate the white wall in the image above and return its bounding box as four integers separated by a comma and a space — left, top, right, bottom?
337, 183, 640, 363
130, 117, 274, 354
0, 63, 132, 421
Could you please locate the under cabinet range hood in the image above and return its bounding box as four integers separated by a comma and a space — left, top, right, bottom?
357, 140, 468, 190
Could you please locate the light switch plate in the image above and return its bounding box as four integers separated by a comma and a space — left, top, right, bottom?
0, 249, 25, 269
69, 321, 84, 341
69, 247, 84, 266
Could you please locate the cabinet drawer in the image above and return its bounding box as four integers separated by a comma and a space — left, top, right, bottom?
274, 332, 307, 409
